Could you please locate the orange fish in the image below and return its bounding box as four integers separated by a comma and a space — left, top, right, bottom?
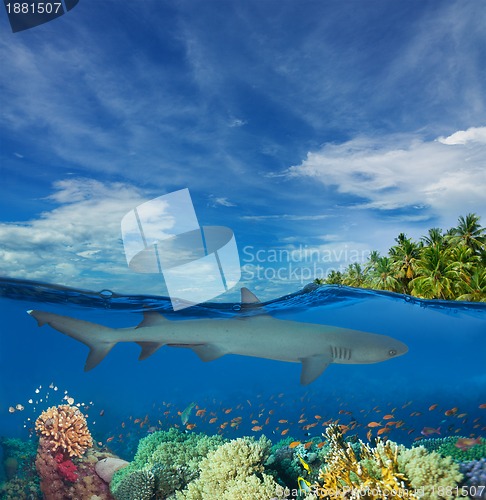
317, 442, 326, 449
289, 441, 301, 449
196, 409, 206, 417
479, 404, 486, 409
251, 426, 262, 431
366, 429, 372, 441
106, 436, 114, 442
281, 428, 289, 435
428, 404, 438, 411
265, 417, 270, 425
134, 418, 141, 424
278, 419, 288, 424
367, 422, 382, 428
304, 442, 313, 449
121, 422, 125, 428
455, 437, 482, 451
251, 420, 259, 424
377, 427, 388, 436
224, 408, 232, 414
383, 415, 394, 420
314, 415, 322, 420
186, 423, 196, 430
298, 419, 307, 424
209, 418, 218, 424
445, 408, 458, 416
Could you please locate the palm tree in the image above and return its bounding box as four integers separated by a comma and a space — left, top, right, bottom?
456, 267, 486, 302
410, 246, 461, 300
325, 270, 344, 285
421, 228, 448, 249
343, 263, 367, 288
451, 213, 486, 254
389, 233, 421, 293
371, 256, 399, 291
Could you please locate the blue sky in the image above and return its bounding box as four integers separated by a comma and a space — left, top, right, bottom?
0, 0, 485, 300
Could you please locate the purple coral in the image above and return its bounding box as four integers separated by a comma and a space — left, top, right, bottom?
460, 458, 486, 499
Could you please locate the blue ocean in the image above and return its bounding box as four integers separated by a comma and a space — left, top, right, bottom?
0, 276, 485, 499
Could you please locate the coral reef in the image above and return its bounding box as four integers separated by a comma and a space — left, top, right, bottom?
35, 437, 116, 500
175, 435, 285, 500
315, 425, 416, 499
418, 436, 486, 462
397, 446, 463, 500
111, 428, 225, 499
459, 458, 486, 499
110, 469, 155, 500
0, 437, 40, 499
35, 405, 93, 458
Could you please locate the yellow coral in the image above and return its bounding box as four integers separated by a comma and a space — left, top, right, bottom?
315, 425, 416, 500
397, 446, 463, 500
35, 404, 93, 458
176, 436, 286, 500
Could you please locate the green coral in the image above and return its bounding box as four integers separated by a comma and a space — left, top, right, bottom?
175, 436, 286, 500
111, 469, 155, 500
111, 428, 225, 498
397, 446, 463, 500
417, 436, 486, 461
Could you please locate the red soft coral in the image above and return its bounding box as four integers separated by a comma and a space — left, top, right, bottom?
55, 453, 78, 483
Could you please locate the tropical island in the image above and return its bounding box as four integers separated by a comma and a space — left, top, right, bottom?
314, 214, 486, 302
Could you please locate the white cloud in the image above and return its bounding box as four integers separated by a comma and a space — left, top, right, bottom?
209, 196, 236, 207
438, 126, 486, 145
0, 179, 161, 291
285, 130, 486, 220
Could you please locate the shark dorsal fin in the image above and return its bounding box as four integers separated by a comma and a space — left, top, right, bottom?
241, 287, 261, 304
137, 341, 165, 360
191, 344, 225, 362
300, 354, 332, 385
85, 343, 116, 371
136, 310, 167, 329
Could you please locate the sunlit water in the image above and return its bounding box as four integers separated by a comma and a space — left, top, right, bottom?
0, 277, 485, 461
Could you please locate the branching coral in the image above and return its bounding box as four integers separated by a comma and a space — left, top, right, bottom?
398, 446, 463, 500
315, 425, 416, 499
175, 436, 286, 500
35, 405, 93, 458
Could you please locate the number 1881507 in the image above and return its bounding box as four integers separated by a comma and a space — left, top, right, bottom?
5, 3, 62, 14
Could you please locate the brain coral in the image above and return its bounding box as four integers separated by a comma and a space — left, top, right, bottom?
35, 405, 93, 458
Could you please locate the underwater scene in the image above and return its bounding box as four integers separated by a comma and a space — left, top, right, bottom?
0, 277, 485, 499
2, 0, 486, 499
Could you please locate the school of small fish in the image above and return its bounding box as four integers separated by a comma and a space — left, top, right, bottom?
7, 384, 485, 454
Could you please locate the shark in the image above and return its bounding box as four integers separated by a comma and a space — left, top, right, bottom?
27, 288, 408, 385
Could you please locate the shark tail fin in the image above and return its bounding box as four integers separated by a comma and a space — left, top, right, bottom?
27, 310, 117, 371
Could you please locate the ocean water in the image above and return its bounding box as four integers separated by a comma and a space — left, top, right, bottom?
0, 276, 485, 464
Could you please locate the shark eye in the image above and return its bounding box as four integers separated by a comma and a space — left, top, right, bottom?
388, 349, 397, 356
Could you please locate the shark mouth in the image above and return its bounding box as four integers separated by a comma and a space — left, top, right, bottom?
330, 345, 352, 361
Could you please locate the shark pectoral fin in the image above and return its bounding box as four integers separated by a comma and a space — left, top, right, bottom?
85, 343, 116, 371
241, 287, 261, 304
136, 311, 168, 329
136, 342, 165, 361
300, 354, 332, 385
191, 344, 225, 362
